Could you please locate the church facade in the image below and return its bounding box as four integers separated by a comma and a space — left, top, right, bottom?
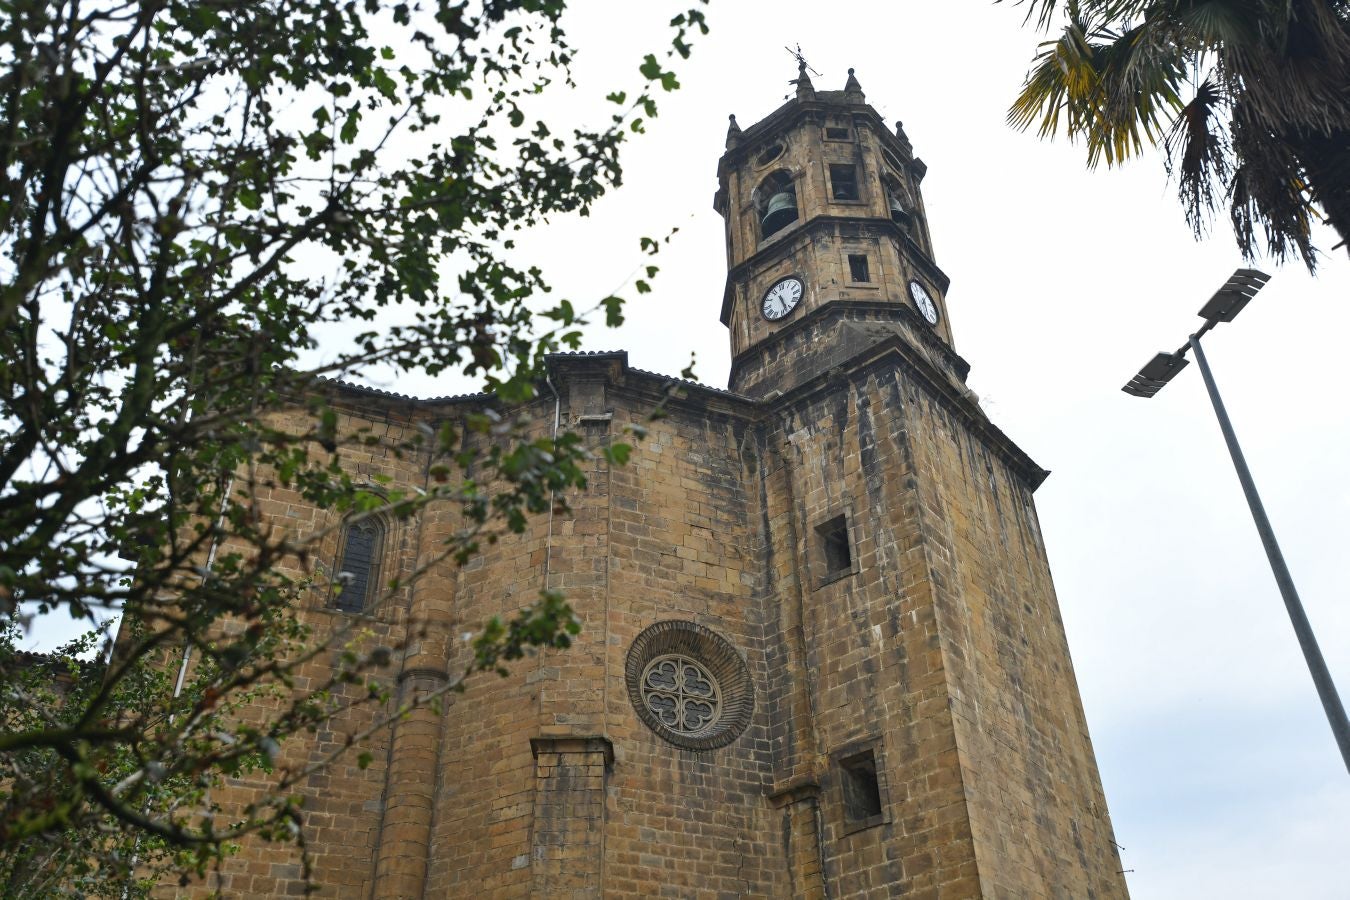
200, 67, 1128, 899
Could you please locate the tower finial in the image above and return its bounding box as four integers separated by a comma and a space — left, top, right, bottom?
725, 114, 741, 149
793, 60, 815, 97
895, 120, 913, 153
844, 67, 864, 102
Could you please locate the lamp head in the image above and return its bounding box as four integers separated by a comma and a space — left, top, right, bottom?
1197, 268, 1270, 323
1122, 351, 1190, 398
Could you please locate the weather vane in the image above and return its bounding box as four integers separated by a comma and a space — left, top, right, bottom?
784, 44, 821, 78
783, 44, 821, 99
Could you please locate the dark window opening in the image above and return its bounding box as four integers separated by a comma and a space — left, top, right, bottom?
818, 515, 851, 575
884, 178, 912, 228
841, 750, 883, 823
757, 142, 785, 166
825, 126, 851, 140
335, 518, 383, 613
890, 202, 915, 234
757, 170, 798, 239
829, 164, 859, 201
848, 254, 870, 283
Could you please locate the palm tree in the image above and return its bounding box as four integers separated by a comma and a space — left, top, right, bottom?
1003, 0, 1350, 271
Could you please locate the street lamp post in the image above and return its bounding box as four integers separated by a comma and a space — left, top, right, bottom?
1123, 268, 1350, 774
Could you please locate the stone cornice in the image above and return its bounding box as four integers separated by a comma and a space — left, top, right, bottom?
311, 347, 1047, 491
730, 299, 970, 385
764, 329, 1049, 491
719, 214, 951, 325
540, 341, 1047, 491
717, 96, 918, 178
529, 735, 614, 766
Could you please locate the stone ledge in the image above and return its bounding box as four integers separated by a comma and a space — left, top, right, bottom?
529, 735, 614, 767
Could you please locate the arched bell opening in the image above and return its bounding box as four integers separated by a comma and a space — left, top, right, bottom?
754, 170, 798, 239
883, 176, 915, 234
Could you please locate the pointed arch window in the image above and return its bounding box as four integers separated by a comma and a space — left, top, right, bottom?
333, 517, 384, 613
755, 170, 798, 239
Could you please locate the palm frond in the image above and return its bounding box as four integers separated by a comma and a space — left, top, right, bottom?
1227, 99, 1319, 268
1008, 0, 1350, 258
1216, 0, 1350, 133
1174, 0, 1265, 46
1164, 80, 1231, 236
1090, 20, 1189, 164
996, 0, 1144, 32
1008, 13, 1188, 167
1007, 17, 1104, 138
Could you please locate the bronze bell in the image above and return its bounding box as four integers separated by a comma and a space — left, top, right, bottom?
888, 194, 911, 226
761, 191, 798, 236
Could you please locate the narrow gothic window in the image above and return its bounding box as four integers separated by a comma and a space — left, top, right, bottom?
848, 254, 870, 283
840, 750, 884, 824
830, 164, 859, 201
334, 518, 383, 613
818, 515, 851, 576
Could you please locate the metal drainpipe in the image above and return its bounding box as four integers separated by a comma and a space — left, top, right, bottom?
171, 476, 233, 699
544, 372, 561, 589
123, 476, 233, 899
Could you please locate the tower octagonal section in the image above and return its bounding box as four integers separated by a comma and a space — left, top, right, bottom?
714, 70, 957, 400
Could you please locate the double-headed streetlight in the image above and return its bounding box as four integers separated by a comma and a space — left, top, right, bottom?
1123, 268, 1350, 774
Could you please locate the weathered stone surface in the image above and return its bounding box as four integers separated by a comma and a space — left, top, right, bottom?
163, 70, 1126, 900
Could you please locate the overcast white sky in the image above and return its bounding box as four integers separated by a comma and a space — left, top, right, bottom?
478, 2, 1349, 896
34, 2, 1348, 894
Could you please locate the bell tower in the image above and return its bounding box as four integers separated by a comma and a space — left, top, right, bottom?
715, 63, 963, 399
714, 65, 1130, 899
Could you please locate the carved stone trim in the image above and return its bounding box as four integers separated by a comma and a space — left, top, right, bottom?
530, 735, 615, 766
767, 777, 822, 808
397, 666, 450, 685
625, 621, 754, 751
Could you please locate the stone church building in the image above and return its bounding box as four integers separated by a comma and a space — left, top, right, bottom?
204, 66, 1128, 898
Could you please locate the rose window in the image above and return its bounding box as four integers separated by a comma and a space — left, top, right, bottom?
640, 654, 722, 734
625, 621, 753, 751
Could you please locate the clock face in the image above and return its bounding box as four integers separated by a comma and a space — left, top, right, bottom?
761, 276, 804, 321
909, 280, 939, 325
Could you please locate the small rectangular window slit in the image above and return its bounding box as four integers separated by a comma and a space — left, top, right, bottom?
829, 164, 859, 201
848, 254, 870, 283
840, 750, 883, 824
818, 515, 851, 576
825, 126, 851, 140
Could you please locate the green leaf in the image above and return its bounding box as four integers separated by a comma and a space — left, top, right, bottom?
639, 54, 662, 80
602, 295, 625, 327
